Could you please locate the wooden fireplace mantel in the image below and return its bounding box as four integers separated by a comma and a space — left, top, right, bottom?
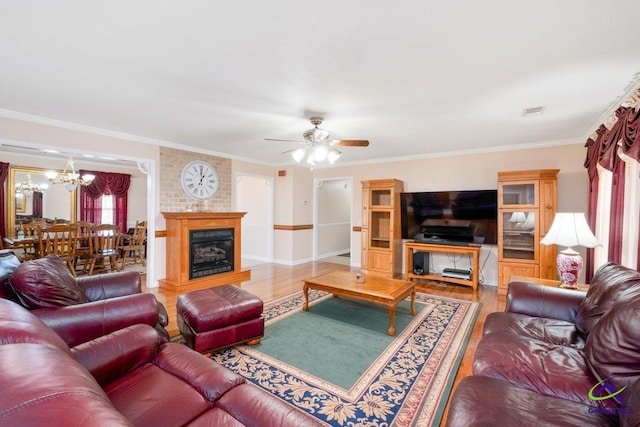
159, 211, 251, 292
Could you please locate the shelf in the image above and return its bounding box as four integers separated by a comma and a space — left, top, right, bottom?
403, 242, 480, 291
371, 241, 390, 249
503, 246, 534, 252
503, 231, 534, 235
371, 237, 390, 242
371, 190, 392, 207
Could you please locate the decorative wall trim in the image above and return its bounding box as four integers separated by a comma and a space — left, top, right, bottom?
273, 224, 313, 231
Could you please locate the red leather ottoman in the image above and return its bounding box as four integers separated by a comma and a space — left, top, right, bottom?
177, 285, 264, 353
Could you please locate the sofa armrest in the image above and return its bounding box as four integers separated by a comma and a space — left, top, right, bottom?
506, 281, 585, 323
0, 343, 133, 426
77, 271, 141, 301
152, 342, 245, 402
72, 324, 165, 387
33, 293, 164, 347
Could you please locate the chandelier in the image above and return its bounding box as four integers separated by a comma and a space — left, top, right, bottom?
45, 156, 95, 192
290, 142, 342, 166
15, 173, 48, 195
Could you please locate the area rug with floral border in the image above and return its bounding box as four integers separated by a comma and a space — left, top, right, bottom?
211, 289, 480, 426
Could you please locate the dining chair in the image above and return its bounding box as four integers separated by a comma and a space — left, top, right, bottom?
86, 224, 121, 276
118, 220, 147, 270
38, 224, 78, 276
71, 221, 92, 274
18, 221, 44, 261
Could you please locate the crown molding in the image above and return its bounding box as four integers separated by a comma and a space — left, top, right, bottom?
0, 108, 272, 166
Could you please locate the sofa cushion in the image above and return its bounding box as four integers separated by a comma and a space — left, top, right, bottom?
105, 343, 246, 426
8, 254, 88, 309
585, 285, 640, 393
473, 331, 597, 405
106, 363, 212, 426
446, 375, 618, 427
483, 311, 586, 348
575, 262, 640, 335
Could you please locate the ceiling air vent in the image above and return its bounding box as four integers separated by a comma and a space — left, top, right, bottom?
522, 106, 545, 117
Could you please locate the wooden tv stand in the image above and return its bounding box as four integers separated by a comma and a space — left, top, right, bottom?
403, 242, 480, 291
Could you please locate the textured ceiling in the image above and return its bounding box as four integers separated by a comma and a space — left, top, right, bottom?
1, 0, 640, 166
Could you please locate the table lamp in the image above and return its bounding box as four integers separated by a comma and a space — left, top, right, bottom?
540, 213, 600, 288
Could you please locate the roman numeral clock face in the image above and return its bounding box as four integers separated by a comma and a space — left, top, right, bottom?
180, 160, 219, 200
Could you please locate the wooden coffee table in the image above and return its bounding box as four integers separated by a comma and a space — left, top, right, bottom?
302, 270, 416, 336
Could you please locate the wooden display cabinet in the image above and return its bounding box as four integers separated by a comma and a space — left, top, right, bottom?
497, 169, 558, 295
361, 179, 404, 277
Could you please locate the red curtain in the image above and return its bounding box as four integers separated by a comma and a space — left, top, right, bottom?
0, 162, 8, 239
583, 105, 640, 272
583, 127, 605, 281
32, 192, 43, 218
80, 190, 102, 224
79, 170, 130, 233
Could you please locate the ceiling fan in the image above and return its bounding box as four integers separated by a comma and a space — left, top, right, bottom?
265, 117, 369, 165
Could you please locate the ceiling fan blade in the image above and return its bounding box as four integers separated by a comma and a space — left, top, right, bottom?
281, 147, 305, 154
265, 138, 307, 143
332, 139, 370, 147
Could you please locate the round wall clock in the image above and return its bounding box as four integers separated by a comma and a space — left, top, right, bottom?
180, 160, 219, 200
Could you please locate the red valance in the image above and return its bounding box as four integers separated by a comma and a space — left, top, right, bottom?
80, 170, 131, 199
584, 106, 640, 182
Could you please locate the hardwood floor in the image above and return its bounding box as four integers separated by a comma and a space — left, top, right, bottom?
142, 259, 505, 425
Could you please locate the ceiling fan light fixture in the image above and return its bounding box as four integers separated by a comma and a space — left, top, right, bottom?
291, 148, 306, 163
328, 148, 341, 164
312, 143, 329, 162
306, 153, 316, 166
269, 117, 368, 166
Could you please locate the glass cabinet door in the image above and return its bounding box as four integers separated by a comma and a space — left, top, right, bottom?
370, 211, 391, 248
501, 183, 535, 206
501, 211, 536, 260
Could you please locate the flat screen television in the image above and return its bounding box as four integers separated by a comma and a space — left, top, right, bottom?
400, 190, 498, 244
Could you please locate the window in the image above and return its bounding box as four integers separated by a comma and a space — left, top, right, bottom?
101, 194, 115, 225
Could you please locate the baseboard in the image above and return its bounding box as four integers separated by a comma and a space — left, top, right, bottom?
241, 254, 270, 263
317, 249, 350, 259
272, 257, 314, 266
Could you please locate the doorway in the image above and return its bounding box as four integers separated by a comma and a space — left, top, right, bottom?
234, 173, 274, 264
313, 177, 353, 265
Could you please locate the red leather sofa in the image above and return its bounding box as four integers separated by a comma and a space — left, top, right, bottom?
0, 252, 169, 344
0, 297, 322, 426
446, 262, 640, 426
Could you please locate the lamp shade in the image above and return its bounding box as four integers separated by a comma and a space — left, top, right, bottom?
508, 212, 526, 223
540, 213, 600, 248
